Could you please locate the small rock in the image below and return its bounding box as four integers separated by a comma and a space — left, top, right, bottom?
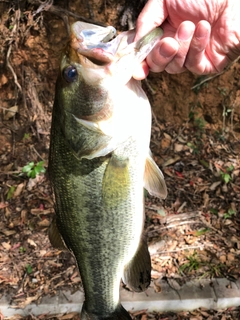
227, 253, 235, 262
219, 255, 226, 263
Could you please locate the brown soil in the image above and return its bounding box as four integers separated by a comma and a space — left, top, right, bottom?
0, 1, 240, 319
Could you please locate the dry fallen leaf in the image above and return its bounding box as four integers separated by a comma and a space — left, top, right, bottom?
13, 182, 25, 198
27, 238, 37, 247
1, 241, 11, 250
3, 105, 18, 120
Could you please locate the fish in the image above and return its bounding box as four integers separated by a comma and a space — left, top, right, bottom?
48, 21, 167, 320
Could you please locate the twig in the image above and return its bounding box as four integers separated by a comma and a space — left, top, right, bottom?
33, 0, 54, 16
20, 66, 31, 119
12, 130, 16, 157
33, 1, 105, 27
147, 220, 203, 238
30, 145, 44, 161
191, 56, 240, 91
177, 201, 187, 213
144, 78, 157, 95
199, 214, 225, 240
164, 211, 201, 223
6, 45, 22, 92
157, 220, 201, 230
151, 109, 159, 125
5, 9, 22, 93
230, 101, 235, 132
0, 170, 22, 175
157, 244, 206, 254
222, 103, 227, 131
191, 73, 224, 91
173, 258, 185, 276
0, 106, 15, 112
145, 205, 159, 211
164, 277, 181, 300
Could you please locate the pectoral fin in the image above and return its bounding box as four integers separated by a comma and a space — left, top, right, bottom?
48, 217, 68, 251
70, 114, 123, 159
122, 237, 151, 292
102, 153, 130, 206
144, 153, 167, 199
72, 114, 103, 134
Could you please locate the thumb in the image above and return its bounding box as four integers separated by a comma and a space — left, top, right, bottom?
134, 0, 167, 41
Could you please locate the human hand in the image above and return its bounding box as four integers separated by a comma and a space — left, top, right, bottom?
133, 0, 240, 78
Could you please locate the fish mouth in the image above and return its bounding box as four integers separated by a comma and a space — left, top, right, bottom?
70, 22, 135, 65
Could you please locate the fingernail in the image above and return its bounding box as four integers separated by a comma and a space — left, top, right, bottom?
177, 25, 194, 41
159, 42, 176, 58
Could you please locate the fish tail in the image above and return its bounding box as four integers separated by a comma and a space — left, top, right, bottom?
81, 302, 132, 320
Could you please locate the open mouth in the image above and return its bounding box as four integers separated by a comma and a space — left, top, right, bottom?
70, 22, 118, 64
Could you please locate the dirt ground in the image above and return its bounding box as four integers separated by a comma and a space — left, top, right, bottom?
0, 1, 240, 319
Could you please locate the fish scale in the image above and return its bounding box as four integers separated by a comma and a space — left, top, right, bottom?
50, 111, 143, 315
49, 21, 167, 319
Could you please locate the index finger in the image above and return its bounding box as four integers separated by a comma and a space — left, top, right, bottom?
134, 0, 167, 41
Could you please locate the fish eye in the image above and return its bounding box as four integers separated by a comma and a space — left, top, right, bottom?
63, 65, 78, 82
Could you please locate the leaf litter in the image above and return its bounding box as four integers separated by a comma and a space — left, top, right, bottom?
0, 0, 240, 319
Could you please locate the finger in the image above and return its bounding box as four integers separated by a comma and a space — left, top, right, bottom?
134, 0, 167, 41
133, 60, 150, 80
145, 37, 179, 73
165, 21, 195, 74
185, 20, 212, 73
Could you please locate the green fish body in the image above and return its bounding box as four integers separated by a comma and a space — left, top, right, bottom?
49, 22, 167, 320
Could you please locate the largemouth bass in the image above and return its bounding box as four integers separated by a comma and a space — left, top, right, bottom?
48, 22, 167, 320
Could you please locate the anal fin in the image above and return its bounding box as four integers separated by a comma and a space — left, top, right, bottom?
122, 237, 151, 292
